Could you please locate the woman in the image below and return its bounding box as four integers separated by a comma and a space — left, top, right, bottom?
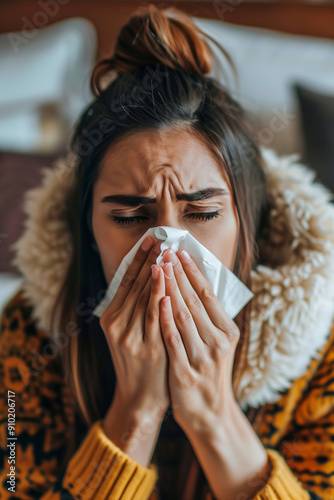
1, 4, 334, 499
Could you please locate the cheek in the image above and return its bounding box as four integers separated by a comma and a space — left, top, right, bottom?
91, 208, 126, 283
224, 205, 240, 270
204, 208, 239, 271
223, 212, 239, 271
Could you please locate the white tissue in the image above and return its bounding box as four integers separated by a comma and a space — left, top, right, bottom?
93, 226, 254, 319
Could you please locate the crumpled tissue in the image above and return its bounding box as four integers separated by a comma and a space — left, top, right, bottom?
93, 226, 254, 319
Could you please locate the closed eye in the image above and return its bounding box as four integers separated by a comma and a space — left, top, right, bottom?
110, 211, 223, 225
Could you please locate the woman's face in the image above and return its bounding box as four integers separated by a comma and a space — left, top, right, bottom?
92, 128, 240, 283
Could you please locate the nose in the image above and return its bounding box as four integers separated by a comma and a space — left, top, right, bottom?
153, 191, 185, 229
154, 211, 181, 230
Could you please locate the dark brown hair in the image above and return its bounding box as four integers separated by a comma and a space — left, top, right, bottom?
53, 3, 269, 483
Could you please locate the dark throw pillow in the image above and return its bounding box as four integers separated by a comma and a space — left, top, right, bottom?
293, 83, 334, 195
0, 152, 61, 274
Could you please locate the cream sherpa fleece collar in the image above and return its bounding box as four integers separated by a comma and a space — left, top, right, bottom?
12, 147, 334, 411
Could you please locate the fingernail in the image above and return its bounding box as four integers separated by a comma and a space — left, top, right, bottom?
180, 250, 192, 263
141, 236, 153, 251
151, 265, 159, 280
164, 249, 178, 265
162, 296, 171, 310
163, 262, 173, 278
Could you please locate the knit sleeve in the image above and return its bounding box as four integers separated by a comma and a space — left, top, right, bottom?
40, 420, 158, 500
0, 292, 158, 499
250, 336, 334, 500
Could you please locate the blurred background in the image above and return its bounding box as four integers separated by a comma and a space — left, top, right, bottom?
1, 0, 334, 313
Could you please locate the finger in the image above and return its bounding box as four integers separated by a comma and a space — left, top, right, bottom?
126, 264, 165, 343
161, 262, 205, 367
121, 240, 162, 318
159, 296, 190, 371
175, 249, 240, 341
143, 265, 166, 343
101, 268, 153, 347
124, 274, 153, 346
162, 249, 216, 348
106, 237, 161, 315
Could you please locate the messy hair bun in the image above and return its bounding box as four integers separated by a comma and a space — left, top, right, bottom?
91, 3, 237, 95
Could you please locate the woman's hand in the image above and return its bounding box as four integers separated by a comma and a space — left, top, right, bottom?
159, 249, 270, 500
159, 248, 240, 437
100, 236, 169, 414
99, 236, 170, 466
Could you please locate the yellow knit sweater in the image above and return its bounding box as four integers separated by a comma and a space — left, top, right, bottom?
0, 290, 333, 499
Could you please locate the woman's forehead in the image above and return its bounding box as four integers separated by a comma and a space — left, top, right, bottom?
97, 128, 229, 186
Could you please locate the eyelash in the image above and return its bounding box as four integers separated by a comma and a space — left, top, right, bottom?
110, 211, 222, 226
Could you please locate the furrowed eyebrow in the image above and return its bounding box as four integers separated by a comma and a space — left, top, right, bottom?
101, 188, 229, 206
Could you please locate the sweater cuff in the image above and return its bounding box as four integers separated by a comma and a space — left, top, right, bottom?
63, 419, 158, 499
253, 448, 310, 500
